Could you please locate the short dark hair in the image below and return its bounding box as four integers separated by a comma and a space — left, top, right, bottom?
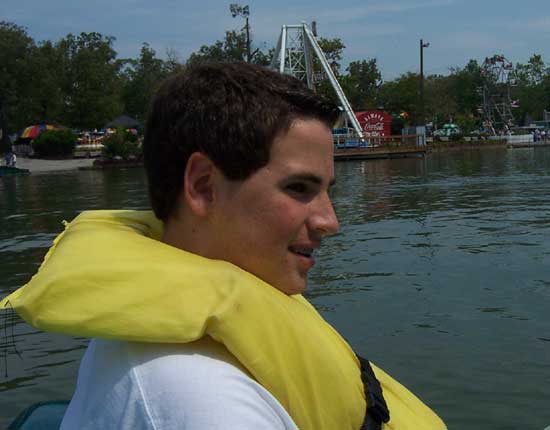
144, 62, 339, 221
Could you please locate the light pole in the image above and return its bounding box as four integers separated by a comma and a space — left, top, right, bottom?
419, 39, 430, 127
230, 4, 251, 63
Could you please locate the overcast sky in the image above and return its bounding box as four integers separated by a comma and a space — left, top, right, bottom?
2, 0, 549, 80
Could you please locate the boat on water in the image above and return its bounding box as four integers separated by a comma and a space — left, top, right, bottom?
7, 399, 550, 429
0, 166, 30, 177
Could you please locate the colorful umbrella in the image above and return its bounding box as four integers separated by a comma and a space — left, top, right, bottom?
19, 124, 58, 139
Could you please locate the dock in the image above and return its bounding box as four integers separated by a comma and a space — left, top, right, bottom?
333, 133, 426, 161
334, 145, 426, 160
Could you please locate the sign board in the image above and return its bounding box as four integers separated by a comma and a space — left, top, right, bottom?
355, 110, 392, 137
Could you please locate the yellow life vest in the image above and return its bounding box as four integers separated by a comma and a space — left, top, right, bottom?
1, 210, 446, 430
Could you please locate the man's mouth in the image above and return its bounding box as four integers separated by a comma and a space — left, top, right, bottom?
288, 246, 314, 258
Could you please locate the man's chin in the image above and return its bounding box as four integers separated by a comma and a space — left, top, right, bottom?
274, 279, 307, 296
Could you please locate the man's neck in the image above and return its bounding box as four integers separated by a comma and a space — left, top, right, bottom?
161, 215, 211, 258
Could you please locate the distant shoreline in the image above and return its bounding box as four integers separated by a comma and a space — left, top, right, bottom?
6, 141, 547, 174
427, 140, 507, 151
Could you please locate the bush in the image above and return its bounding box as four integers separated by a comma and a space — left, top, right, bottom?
454, 114, 477, 135
102, 127, 141, 160
391, 116, 406, 135
32, 129, 77, 157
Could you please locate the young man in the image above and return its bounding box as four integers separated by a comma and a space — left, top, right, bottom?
63, 62, 341, 429
2, 63, 446, 429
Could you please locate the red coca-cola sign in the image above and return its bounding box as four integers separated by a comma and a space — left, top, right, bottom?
355, 110, 392, 137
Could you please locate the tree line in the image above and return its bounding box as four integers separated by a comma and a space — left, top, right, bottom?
1, 19, 550, 145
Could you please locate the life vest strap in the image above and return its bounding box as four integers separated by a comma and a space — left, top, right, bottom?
358, 355, 390, 430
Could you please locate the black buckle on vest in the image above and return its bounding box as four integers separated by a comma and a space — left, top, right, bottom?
357, 355, 390, 430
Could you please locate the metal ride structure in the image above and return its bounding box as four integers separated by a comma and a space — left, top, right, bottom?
479, 54, 518, 134
270, 23, 364, 140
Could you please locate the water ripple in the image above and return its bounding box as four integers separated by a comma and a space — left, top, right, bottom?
0, 234, 56, 253
2, 150, 550, 430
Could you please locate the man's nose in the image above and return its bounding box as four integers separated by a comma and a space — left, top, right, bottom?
308, 193, 339, 237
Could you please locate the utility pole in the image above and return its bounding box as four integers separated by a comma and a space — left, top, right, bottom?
419, 39, 430, 126
230, 4, 251, 63
0, 98, 8, 148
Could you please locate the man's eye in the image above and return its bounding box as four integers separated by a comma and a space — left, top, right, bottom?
286, 183, 308, 194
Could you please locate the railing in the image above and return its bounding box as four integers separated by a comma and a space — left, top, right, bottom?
13, 144, 33, 156
333, 133, 424, 149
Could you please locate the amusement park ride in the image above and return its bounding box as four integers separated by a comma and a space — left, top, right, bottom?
478, 54, 519, 134
270, 23, 427, 159
270, 23, 364, 140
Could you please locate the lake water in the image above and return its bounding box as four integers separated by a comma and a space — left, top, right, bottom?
1, 147, 550, 429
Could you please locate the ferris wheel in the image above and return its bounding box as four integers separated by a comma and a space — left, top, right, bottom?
478, 54, 518, 134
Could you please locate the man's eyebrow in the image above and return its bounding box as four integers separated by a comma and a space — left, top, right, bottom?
285, 173, 336, 187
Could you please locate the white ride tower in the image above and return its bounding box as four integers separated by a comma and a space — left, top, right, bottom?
270, 23, 364, 140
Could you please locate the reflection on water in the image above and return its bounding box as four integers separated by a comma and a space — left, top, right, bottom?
2, 151, 550, 429
0, 168, 150, 421
310, 148, 550, 430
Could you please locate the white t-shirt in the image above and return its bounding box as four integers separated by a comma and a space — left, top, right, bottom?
61, 337, 297, 430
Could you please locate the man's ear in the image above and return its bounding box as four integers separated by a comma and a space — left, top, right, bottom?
183, 152, 217, 217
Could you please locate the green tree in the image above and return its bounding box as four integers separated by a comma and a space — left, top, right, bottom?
164, 47, 185, 75
310, 37, 346, 103
251, 47, 274, 66
378, 72, 420, 122
0, 21, 35, 141
316, 37, 345, 76
122, 43, 167, 122
26, 40, 66, 124
57, 32, 123, 129
342, 59, 382, 110
450, 59, 483, 116
425, 74, 457, 126
187, 29, 271, 65
514, 54, 549, 123
187, 29, 249, 65
516, 54, 547, 85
